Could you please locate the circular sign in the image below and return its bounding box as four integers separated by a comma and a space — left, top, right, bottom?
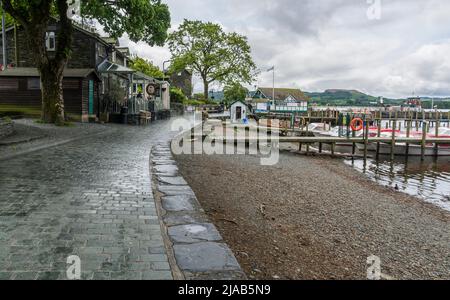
146, 84, 156, 95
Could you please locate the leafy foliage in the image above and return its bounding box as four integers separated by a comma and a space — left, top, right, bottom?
129, 56, 164, 78
82, 0, 170, 46
167, 19, 257, 98
1, 0, 171, 123
223, 82, 248, 105
170, 87, 187, 104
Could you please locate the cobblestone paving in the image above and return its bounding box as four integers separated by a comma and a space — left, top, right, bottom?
0, 119, 182, 280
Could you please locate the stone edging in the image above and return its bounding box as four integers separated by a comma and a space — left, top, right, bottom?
151, 142, 246, 280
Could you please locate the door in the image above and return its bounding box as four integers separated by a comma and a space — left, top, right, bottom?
88, 80, 94, 115
236, 106, 242, 120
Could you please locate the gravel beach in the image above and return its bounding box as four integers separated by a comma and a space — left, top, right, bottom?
175, 151, 450, 280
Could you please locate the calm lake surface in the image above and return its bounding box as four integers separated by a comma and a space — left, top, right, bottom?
345, 156, 450, 212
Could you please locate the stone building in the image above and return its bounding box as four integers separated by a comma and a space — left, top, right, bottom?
169, 69, 192, 98
0, 19, 169, 122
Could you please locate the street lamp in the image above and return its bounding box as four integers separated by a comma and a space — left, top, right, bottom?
162, 60, 171, 81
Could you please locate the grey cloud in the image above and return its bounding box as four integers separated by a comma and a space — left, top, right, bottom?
117, 0, 450, 98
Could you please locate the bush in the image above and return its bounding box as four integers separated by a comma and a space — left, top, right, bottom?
183, 99, 207, 106
170, 87, 187, 104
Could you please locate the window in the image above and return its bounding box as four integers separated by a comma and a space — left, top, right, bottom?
28, 78, 41, 90
45, 32, 56, 51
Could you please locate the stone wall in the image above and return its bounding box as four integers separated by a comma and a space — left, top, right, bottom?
0, 119, 14, 139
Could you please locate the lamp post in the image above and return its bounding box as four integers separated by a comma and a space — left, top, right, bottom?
162, 60, 171, 81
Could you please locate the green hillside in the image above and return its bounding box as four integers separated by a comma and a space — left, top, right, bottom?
305, 89, 402, 107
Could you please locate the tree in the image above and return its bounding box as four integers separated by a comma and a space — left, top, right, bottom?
170, 87, 186, 104
223, 82, 248, 106
1, 0, 170, 124
167, 19, 257, 100
129, 56, 164, 78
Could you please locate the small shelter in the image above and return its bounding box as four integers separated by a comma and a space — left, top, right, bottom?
230, 100, 249, 123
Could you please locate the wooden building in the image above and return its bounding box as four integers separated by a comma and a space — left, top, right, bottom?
250, 87, 309, 113
0, 19, 170, 122
0, 68, 100, 122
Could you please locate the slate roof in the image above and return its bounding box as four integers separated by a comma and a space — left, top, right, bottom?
257, 88, 309, 102
0, 67, 100, 79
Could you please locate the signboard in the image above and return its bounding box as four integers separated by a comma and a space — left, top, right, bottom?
256, 103, 268, 111
146, 84, 156, 95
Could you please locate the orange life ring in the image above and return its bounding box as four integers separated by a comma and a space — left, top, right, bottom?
350, 118, 364, 131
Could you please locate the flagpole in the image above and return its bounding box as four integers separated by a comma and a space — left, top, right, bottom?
1, 0, 6, 70
272, 66, 275, 108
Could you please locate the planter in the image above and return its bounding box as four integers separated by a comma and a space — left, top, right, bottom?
100, 112, 110, 123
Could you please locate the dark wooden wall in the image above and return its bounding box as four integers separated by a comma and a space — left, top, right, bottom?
0, 21, 102, 69
0, 77, 86, 117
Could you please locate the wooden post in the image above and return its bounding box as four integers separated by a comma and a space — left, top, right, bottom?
331, 142, 335, 157
352, 122, 356, 155
421, 122, 427, 161
391, 119, 396, 160
405, 120, 411, 156
376, 119, 381, 158
319, 142, 323, 153
305, 121, 310, 154
364, 120, 369, 161
435, 120, 440, 157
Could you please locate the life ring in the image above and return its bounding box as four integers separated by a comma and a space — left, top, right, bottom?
350, 118, 364, 131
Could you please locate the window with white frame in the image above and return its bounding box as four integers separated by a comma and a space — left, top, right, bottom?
45, 32, 56, 51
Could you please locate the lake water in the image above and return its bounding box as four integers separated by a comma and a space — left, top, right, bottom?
345, 156, 450, 212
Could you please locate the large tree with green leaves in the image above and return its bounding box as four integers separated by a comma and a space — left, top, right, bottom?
129, 56, 164, 78
223, 82, 248, 106
1, 0, 170, 124
167, 19, 257, 100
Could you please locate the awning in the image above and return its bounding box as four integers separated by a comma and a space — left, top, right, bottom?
97, 60, 135, 75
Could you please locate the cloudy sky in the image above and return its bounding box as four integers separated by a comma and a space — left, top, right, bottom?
119, 0, 450, 98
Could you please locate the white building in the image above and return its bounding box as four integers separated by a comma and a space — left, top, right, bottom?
230, 100, 249, 123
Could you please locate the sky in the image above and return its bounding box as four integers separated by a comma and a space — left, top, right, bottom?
118, 0, 450, 98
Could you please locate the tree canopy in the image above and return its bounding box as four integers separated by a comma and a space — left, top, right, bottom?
224, 82, 248, 106
1, 0, 171, 124
129, 56, 164, 78
167, 19, 257, 99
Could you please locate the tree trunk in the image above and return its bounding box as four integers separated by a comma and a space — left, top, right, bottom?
40, 64, 65, 125
203, 79, 209, 101
4, 0, 73, 125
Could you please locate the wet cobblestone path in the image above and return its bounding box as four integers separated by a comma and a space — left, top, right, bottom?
0, 119, 182, 280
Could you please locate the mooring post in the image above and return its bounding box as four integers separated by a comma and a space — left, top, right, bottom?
391, 119, 397, 160
435, 120, 440, 157
376, 119, 381, 158
352, 124, 356, 155
363, 120, 369, 161
421, 122, 427, 161
405, 120, 411, 156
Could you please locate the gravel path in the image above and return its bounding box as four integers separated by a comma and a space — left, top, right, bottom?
175, 151, 450, 280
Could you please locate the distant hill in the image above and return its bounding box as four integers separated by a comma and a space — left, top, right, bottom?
305, 89, 400, 106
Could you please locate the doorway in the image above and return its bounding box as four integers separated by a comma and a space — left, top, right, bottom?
236, 106, 242, 120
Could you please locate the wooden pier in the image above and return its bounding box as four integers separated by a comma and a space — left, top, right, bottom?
194, 117, 450, 161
